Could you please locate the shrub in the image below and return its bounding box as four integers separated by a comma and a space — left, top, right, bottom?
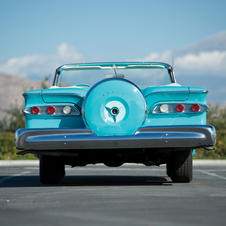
0, 131, 37, 160
194, 105, 226, 159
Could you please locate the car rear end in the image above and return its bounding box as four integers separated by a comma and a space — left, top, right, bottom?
15, 62, 216, 184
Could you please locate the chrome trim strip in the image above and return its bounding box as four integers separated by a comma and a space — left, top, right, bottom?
56, 61, 172, 69
23, 92, 41, 96
57, 62, 172, 70
168, 67, 176, 83
62, 65, 166, 70
63, 65, 112, 70
189, 90, 209, 94
53, 70, 60, 86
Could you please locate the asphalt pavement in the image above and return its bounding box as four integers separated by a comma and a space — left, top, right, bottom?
0, 161, 226, 226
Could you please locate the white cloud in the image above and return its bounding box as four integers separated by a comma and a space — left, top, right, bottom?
0, 43, 84, 79
175, 51, 226, 75
141, 50, 172, 63
141, 50, 226, 77
1, 41, 226, 80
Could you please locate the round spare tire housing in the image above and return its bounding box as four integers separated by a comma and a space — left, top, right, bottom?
82, 78, 147, 136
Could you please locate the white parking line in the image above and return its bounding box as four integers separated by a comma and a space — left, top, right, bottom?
197, 170, 226, 180
0, 171, 31, 184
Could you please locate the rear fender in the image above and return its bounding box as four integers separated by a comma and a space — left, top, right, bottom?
143, 86, 208, 126
23, 89, 86, 129
143, 86, 189, 109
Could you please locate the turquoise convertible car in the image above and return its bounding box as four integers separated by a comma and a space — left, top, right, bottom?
15, 62, 216, 184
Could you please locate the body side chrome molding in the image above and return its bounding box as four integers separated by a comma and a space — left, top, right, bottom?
23, 92, 41, 96
189, 90, 209, 94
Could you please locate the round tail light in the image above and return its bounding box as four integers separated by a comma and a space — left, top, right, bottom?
192, 104, 200, 112
31, 107, 40, 114
63, 106, 71, 114
160, 104, 169, 113
47, 106, 55, 114
176, 104, 184, 112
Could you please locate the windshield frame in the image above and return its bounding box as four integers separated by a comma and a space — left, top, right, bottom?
52, 62, 176, 87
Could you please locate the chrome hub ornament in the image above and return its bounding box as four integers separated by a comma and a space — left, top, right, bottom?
111, 107, 119, 116
104, 101, 126, 122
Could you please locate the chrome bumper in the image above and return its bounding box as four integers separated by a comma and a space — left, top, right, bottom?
15, 125, 216, 153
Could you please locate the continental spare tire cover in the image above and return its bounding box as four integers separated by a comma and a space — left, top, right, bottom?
82, 78, 147, 136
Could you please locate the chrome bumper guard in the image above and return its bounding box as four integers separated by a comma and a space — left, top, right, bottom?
15, 125, 216, 153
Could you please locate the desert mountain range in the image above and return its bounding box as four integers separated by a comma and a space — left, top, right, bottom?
0, 72, 42, 118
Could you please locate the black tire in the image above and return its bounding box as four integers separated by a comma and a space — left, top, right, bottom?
39, 155, 65, 184
166, 163, 171, 177
166, 149, 193, 183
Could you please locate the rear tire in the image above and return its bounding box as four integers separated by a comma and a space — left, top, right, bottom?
166, 149, 193, 183
39, 155, 65, 184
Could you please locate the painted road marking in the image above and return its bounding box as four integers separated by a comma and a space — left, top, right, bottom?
197, 170, 226, 180
0, 171, 31, 184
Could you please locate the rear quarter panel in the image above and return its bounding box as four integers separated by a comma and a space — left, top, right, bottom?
142, 86, 208, 126
23, 88, 88, 129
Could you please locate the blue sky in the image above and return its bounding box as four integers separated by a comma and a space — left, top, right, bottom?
1, 0, 226, 105
1, 0, 226, 61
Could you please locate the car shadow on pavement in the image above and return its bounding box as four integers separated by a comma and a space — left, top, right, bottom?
0, 175, 172, 187
61, 175, 172, 186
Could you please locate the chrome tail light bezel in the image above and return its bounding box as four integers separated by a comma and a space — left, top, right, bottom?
23, 105, 80, 116
152, 103, 209, 114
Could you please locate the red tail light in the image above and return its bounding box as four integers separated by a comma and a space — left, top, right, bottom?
176, 104, 184, 112
31, 107, 40, 114
192, 104, 200, 112
47, 106, 55, 114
